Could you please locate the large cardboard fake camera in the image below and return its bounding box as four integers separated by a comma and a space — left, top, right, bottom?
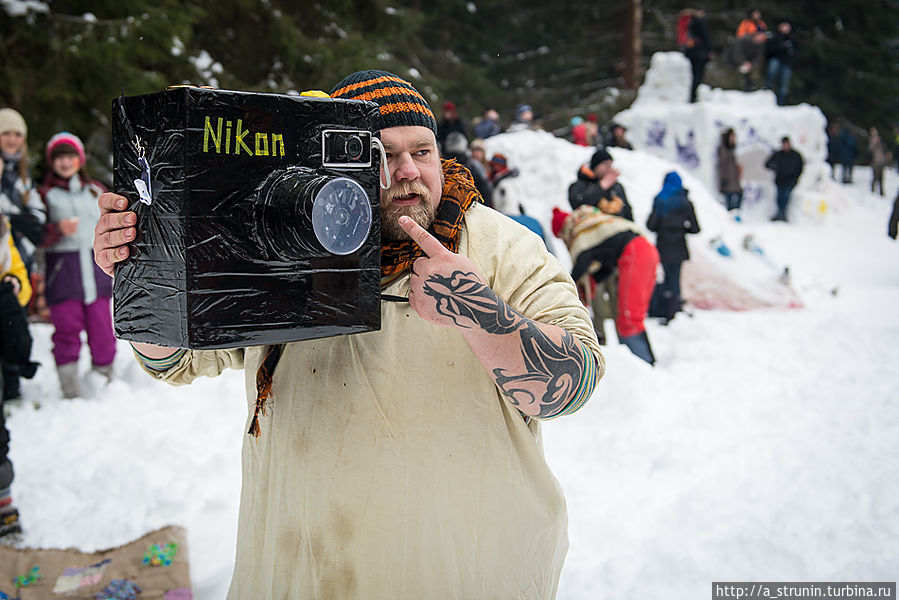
111, 87, 382, 350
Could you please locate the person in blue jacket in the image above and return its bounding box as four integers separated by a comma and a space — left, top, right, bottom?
646, 171, 700, 321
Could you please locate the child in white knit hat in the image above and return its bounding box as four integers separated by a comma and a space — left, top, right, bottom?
0, 107, 44, 403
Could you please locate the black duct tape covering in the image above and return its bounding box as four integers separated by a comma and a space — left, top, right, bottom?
112, 87, 382, 349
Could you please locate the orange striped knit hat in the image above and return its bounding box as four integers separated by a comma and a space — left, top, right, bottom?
330, 70, 437, 136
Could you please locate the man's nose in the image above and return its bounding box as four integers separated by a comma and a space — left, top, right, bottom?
391, 153, 420, 181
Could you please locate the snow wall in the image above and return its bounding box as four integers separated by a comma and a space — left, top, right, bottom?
613, 52, 843, 222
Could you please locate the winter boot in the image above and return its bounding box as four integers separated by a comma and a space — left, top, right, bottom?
57, 362, 82, 399
0, 507, 22, 543
619, 330, 656, 366
593, 319, 607, 345
2, 365, 21, 402
92, 363, 114, 382
0, 490, 21, 542
0, 466, 21, 543
0, 506, 21, 544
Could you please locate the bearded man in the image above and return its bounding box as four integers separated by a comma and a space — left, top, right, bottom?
93, 70, 603, 599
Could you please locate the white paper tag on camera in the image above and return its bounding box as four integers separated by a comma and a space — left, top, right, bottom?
134, 156, 153, 205
134, 178, 151, 204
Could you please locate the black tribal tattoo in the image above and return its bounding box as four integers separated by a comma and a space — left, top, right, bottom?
422, 270, 589, 417
421, 271, 523, 333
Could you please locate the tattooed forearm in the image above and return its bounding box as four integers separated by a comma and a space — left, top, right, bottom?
422, 270, 589, 417
422, 271, 524, 334
493, 324, 588, 417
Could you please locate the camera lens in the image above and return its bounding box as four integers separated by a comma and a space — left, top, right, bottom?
311, 177, 372, 255
344, 135, 364, 161
255, 170, 372, 259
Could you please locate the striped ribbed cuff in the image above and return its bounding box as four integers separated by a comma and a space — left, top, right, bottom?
132, 345, 187, 372
541, 343, 598, 420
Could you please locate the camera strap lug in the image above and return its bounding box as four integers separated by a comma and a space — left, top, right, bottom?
372, 137, 390, 190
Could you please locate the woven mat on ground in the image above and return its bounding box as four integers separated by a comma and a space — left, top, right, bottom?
0, 525, 191, 599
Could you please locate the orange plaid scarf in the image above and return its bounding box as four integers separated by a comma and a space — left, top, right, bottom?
249, 159, 480, 437
380, 159, 480, 278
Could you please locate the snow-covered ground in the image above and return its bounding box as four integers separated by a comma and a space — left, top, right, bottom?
5, 130, 899, 598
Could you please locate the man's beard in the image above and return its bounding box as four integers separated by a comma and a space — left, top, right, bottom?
380, 180, 438, 241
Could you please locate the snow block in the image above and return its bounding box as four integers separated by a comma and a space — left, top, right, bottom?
111, 87, 382, 349
615, 52, 831, 219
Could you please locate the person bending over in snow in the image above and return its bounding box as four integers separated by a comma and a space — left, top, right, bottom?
552, 205, 659, 365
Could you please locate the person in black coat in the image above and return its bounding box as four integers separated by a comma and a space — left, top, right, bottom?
684, 8, 713, 103
834, 125, 858, 184
765, 136, 804, 221
567, 149, 634, 344
646, 171, 700, 320
1, 217, 35, 540
603, 122, 633, 150
888, 190, 899, 240
567, 148, 633, 220
436, 100, 468, 154
442, 132, 493, 207
764, 21, 798, 105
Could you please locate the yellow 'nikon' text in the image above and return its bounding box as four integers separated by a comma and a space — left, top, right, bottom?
203, 116, 285, 157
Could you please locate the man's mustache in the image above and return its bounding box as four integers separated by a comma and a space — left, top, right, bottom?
384, 181, 431, 203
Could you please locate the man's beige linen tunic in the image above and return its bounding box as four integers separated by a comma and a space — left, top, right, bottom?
146, 203, 603, 599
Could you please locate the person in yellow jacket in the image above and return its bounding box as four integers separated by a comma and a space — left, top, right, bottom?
1, 215, 34, 540
1, 217, 31, 306
93, 71, 604, 599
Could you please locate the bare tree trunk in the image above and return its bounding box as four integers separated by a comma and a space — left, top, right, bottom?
622, 0, 643, 89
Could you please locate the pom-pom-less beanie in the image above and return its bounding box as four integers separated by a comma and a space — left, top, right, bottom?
0, 108, 27, 138
330, 70, 437, 136
551, 207, 571, 238
589, 148, 612, 170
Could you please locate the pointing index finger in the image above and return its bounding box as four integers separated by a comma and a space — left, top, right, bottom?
398, 216, 448, 258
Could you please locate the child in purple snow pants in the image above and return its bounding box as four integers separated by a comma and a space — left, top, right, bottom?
48, 298, 116, 366
39, 132, 116, 398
